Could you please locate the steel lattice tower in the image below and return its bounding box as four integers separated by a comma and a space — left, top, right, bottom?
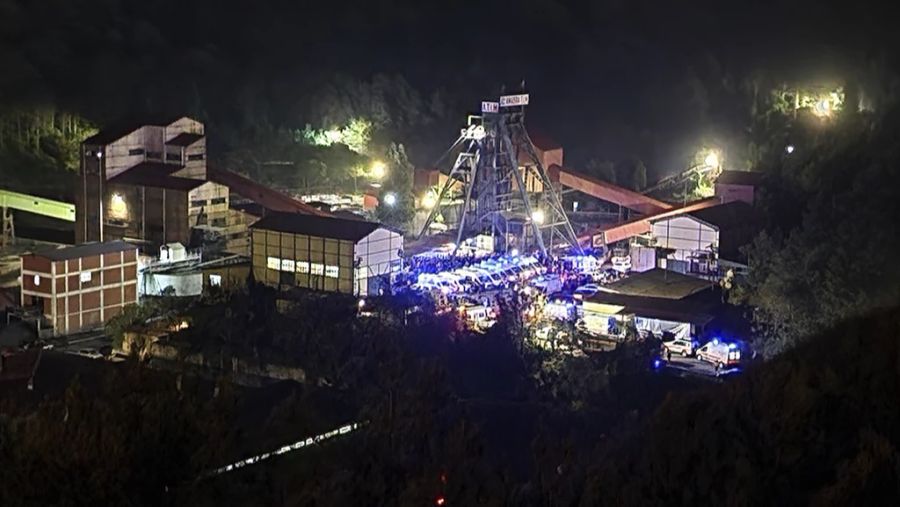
418, 92, 582, 256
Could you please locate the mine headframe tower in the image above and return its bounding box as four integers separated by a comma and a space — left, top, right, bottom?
418, 92, 581, 256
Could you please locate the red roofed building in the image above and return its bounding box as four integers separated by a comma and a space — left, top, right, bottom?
20, 241, 139, 335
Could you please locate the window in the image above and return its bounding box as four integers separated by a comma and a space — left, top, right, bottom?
267, 257, 280, 270
211, 218, 226, 227
210, 197, 227, 205
166, 152, 181, 162
325, 265, 340, 278
281, 259, 295, 272
209, 274, 222, 287
296, 261, 310, 274
33, 274, 40, 286
187, 153, 205, 161
80, 271, 92, 283
190, 199, 207, 208
310, 263, 325, 276
147, 151, 162, 160
128, 148, 145, 156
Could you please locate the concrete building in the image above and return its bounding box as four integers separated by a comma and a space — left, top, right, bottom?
198, 255, 251, 292
77, 116, 232, 250
715, 170, 763, 205
650, 200, 760, 277
20, 241, 138, 335
250, 212, 402, 296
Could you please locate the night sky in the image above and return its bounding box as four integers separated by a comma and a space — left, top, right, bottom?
2, 0, 898, 174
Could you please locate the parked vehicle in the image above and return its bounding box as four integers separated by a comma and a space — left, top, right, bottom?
573, 283, 602, 300
695, 339, 741, 369
662, 338, 698, 357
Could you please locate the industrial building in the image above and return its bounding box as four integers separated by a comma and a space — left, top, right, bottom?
76, 117, 329, 256
76, 116, 231, 249
650, 200, 760, 276
581, 269, 718, 341
250, 212, 402, 296
19, 241, 138, 335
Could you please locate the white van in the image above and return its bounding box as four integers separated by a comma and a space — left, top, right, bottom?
695, 340, 741, 368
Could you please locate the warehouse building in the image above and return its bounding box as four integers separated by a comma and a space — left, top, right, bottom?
650, 200, 760, 277
250, 212, 402, 296
20, 241, 138, 335
581, 269, 719, 341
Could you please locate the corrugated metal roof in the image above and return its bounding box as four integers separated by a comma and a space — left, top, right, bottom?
82, 115, 187, 146
605, 268, 713, 300
250, 212, 380, 242
108, 161, 204, 191
585, 292, 716, 325
30, 240, 136, 261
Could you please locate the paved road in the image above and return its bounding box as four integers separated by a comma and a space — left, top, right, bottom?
662, 355, 741, 380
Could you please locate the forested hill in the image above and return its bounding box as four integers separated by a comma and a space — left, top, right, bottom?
583, 307, 900, 505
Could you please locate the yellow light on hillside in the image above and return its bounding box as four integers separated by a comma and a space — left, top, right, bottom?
371, 161, 386, 179
422, 192, 436, 209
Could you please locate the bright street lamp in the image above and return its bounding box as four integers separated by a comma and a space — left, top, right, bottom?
422, 191, 436, 209
531, 209, 545, 224
371, 161, 387, 179
704, 151, 720, 169
383, 192, 397, 206
786, 144, 795, 154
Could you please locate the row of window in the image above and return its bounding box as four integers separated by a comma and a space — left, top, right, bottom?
266, 257, 340, 278
190, 197, 227, 208
127, 148, 204, 161
34, 271, 93, 287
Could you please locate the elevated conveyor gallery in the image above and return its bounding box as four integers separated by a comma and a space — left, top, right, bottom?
549, 164, 673, 215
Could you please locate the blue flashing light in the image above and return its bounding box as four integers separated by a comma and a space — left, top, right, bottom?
728, 343, 738, 350
652, 359, 662, 370
712, 338, 720, 345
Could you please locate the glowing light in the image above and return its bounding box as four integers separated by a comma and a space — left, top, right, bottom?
435, 496, 446, 506
383, 192, 397, 206
422, 192, 436, 209
531, 209, 545, 224
653, 359, 662, 369
358, 299, 366, 309
704, 152, 720, 168
108, 193, 128, 220
510, 248, 519, 257
324, 129, 342, 144
814, 99, 831, 117
371, 161, 387, 179
785, 144, 795, 154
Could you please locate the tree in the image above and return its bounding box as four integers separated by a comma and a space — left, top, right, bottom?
376, 142, 416, 231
